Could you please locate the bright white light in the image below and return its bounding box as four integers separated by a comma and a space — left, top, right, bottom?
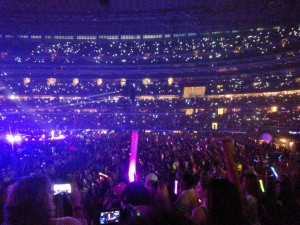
6, 135, 21, 143
14, 136, 22, 142
51, 130, 55, 139
174, 180, 178, 195
6, 135, 14, 142
53, 134, 66, 140
9, 95, 17, 100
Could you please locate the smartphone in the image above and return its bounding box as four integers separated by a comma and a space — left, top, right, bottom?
99, 210, 120, 224
53, 183, 71, 195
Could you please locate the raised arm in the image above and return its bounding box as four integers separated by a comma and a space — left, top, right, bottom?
69, 176, 87, 225
222, 137, 244, 199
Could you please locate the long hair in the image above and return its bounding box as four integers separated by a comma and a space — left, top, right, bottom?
153, 181, 172, 210
4, 174, 55, 225
206, 179, 248, 225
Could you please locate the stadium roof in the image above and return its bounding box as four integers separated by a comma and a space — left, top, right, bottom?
0, 0, 288, 15
0, 0, 299, 34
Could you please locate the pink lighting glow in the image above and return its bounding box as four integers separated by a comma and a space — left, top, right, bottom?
128, 130, 138, 182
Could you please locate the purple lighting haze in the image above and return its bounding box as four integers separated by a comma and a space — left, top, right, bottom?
128, 130, 138, 182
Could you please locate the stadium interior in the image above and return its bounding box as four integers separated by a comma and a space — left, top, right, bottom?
0, 1, 299, 225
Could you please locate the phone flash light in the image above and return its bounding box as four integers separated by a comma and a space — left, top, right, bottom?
259, 179, 265, 193
174, 180, 178, 195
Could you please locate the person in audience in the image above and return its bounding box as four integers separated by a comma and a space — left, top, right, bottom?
242, 173, 263, 225
174, 172, 198, 217
4, 174, 86, 225
144, 173, 158, 205
119, 181, 152, 224
0, 133, 297, 225
191, 176, 212, 225
153, 181, 172, 210
275, 177, 300, 225
206, 179, 249, 225
262, 176, 284, 225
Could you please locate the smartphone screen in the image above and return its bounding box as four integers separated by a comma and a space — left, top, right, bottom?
53, 183, 71, 195
99, 210, 120, 224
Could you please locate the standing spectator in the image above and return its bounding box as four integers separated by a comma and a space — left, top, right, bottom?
174, 172, 198, 217
144, 173, 158, 205
192, 176, 212, 225
153, 181, 172, 210
4, 174, 86, 225
242, 173, 263, 225
206, 179, 249, 225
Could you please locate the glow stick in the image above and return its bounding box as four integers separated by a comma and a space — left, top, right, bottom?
270, 166, 278, 178
259, 179, 265, 192
174, 180, 178, 195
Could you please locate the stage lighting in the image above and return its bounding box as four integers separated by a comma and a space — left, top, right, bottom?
6, 135, 14, 142
14, 136, 22, 142
6, 135, 22, 143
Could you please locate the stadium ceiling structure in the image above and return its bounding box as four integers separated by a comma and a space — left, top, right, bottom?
0, 0, 289, 15
0, 0, 299, 80
0, 0, 299, 34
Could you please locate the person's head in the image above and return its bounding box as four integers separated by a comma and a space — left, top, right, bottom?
206, 179, 248, 225
144, 173, 158, 192
181, 172, 195, 190
121, 182, 150, 206
4, 174, 55, 225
